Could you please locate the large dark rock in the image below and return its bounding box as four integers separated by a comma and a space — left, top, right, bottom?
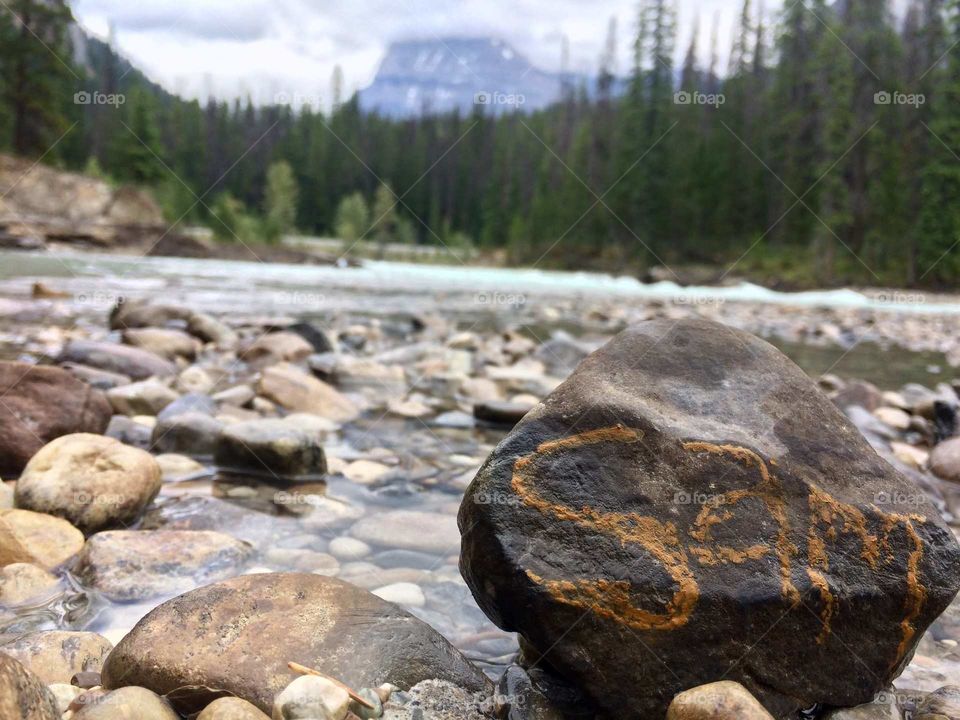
102, 573, 490, 713
459, 319, 960, 720
0, 362, 112, 476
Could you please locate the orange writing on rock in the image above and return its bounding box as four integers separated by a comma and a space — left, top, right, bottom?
509, 425, 930, 669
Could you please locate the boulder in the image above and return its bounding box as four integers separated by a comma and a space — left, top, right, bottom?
258, 363, 359, 422
214, 419, 326, 477
72, 686, 179, 720
242, 332, 313, 367
0, 653, 60, 720
59, 340, 176, 380
75, 529, 253, 601
0, 563, 59, 604
0, 631, 112, 684
0, 362, 112, 476
123, 328, 200, 361
101, 573, 490, 713
106, 378, 180, 416
459, 319, 960, 720
667, 681, 774, 720
0, 509, 84, 568
199, 697, 271, 720
15, 434, 161, 534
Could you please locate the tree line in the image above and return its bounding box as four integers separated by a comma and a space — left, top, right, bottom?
1, 0, 959, 288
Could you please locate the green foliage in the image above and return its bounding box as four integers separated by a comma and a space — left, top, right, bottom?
109, 87, 165, 185
262, 160, 299, 243
334, 192, 370, 242
370, 182, 400, 245
0, 0, 75, 157
209, 193, 261, 244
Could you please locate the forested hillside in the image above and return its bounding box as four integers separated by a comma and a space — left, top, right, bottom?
1, 0, 959, 288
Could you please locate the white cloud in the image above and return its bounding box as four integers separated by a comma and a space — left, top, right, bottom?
70, 0, 767, 107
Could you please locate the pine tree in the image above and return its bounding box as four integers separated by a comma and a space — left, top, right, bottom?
0, 0, 75, 157
110, 87, 165, 185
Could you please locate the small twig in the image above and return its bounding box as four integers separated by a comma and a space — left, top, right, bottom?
287, 661, 375, 709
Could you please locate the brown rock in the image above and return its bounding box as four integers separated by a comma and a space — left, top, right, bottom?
0, 631, 112, 684
0, 362, 112, 476
123, 328, 200, 361
667, 681, 775, 720
931, 438, 960, 483
102, 573, 490, 713
58, 340, 177, 381
73, 686, 179, 720
0, 653, 60, 719
0, 509, 84, 569
258, 363, 359, 422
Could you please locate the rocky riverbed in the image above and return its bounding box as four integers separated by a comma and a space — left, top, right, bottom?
0, 253, 958, 719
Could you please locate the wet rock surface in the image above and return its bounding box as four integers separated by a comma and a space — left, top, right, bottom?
59, 340, 177, 380
0, 508, 84, 568
214, 418, 327, 477
0, 652, 60, 720
0, 630, 112, 684
75, 529, 253, 600
102, 573, 490, 712
0, 362, 112, 476
460, 318, 960, 719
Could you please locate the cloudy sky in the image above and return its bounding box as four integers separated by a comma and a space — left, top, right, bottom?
72, 0, 749, 107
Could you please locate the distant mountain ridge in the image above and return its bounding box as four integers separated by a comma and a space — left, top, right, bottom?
358, 37, 616, 118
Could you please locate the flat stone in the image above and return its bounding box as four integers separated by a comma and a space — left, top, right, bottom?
0, 653, 60, 720
667, 681, 774, 719
351, 511, 459, 554
0, 509, 84, 569
342, 459, 391, 485
157, 392, 217, 420
329, 537, 371, 561
187, 313, 238, 348
75, 529, 253, 601
213, 384, 256, 407
61, 363, 131, 391
874, 407, 911, 431
107, 378, 180, 416
459, 318, 960, 720
0, 631, 112, 684
258, 363, 359, 422
105, 414, 153, 449
15, 434, 161, 534
0, 362, 112, 476
109, 300, 192, 330
0, 563, 59, 604
101, 573, 490, 713
59, 340, 176, 380
155, 454, 206, 480
215, 419, 327, 477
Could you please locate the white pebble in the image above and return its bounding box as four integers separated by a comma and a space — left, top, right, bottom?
329, 537, 371, 561
372, 582, 426, 608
